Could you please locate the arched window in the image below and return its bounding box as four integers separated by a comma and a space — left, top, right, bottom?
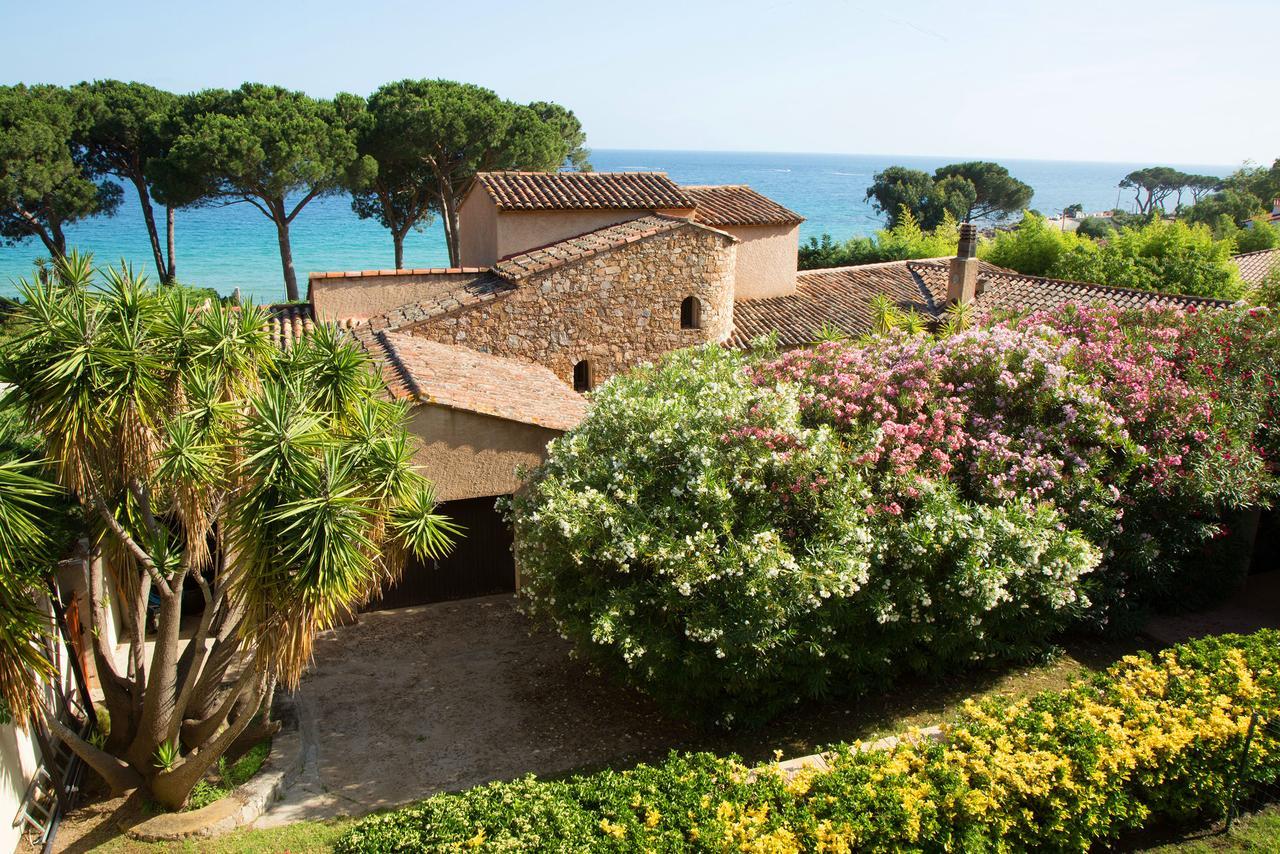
573, 360, 592, 393
680, 296, 702, 330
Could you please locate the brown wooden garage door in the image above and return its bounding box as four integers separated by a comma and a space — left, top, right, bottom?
367, 495, 516, 610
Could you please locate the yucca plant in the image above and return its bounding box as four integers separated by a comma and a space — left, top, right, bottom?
0, 253, 456, 809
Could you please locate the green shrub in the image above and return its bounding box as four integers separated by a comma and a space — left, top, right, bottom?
980, 211, 1093, 276
336, 630, 1280, 853
185, 738, 272, 811
510, 343, 1098, 726
798, 209, 958, 270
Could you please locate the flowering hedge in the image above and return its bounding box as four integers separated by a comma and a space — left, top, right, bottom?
336, 630, 1280, 853
510, 344, 1097, 725
510, 306, 1280, 724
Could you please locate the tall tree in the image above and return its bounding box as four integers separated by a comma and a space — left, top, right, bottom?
0, 84, 120, 257
165, 84, 375, 301
864, 166, 934, 228
72, 80, 180, 282
932, 161, 1033, 222
528, 101, 592, 172
366, 80, 566, 267
1120, 167, 1186, 214
350, 87, 441, 270
0, 255, 456, 808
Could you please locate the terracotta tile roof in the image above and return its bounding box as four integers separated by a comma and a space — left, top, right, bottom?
265, 303, 362, 349
473, 171, 695, 212
1233, 248, 1280, 286
729, 260, 940, 348
363, 273, 515, 331
362, 331, 587, 431
684, 185, 804, 227
491, 215, 734, 282
730, 258, 1231, 348
963, 267, 1235, 318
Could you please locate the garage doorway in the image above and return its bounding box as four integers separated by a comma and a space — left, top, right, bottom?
367, 495, 516, 610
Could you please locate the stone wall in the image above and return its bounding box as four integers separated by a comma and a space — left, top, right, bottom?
405, 225, 737, 386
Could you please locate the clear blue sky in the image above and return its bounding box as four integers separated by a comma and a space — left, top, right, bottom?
2, 0, 1275, 166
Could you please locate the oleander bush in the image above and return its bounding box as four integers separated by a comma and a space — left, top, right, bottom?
511, 306, 1280, 725
336, 630, 1280, 853
510, 343, 1099, 726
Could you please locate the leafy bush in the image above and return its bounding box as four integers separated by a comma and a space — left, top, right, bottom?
1054, 219, 1243, 299
185, 738, 272, 811
511, 308, 1280, 726
336, 630, 1280, 853
511, 342, 1098, 725
982, 214, 1245, 300
798, 209, 958, 270
980, 211, 1093, 276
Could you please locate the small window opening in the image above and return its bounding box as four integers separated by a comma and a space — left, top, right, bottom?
680, 296, 702, 330
573, 360, 592, 393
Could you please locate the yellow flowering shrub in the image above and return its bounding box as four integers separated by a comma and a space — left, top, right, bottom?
337, 631, 1280, 853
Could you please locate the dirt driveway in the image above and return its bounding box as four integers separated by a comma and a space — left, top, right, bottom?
255, 595, 693, 826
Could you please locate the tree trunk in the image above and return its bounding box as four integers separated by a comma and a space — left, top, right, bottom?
275, 216, 300, 302
166, 207, 176, 283
442, 190, 461, 267
393, 229, 405, 271
133, 176, 167, 283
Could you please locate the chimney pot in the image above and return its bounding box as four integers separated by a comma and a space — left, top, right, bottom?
948, 223, 980, 305
957, 222, 978, 259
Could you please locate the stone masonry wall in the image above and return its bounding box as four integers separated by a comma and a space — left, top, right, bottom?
405, 226, 737, 386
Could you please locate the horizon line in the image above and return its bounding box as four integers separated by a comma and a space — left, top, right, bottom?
585, 147, 1242, 170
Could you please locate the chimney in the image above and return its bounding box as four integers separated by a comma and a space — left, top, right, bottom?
948, 223, 979, 305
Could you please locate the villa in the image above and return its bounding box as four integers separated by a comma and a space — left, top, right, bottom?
267, 171, 1233, 606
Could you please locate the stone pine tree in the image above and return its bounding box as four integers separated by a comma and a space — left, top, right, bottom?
357, 80, 566, 267
0, 84, 121, 257
73, 80, 181, 283
165, 84, 375, 302
350, 85, 443, 271
0, 254, 456, 808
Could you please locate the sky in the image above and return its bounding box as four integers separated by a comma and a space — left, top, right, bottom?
1, 0, 1276, 166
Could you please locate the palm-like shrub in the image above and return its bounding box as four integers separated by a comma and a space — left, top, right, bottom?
0, 254, 454, 808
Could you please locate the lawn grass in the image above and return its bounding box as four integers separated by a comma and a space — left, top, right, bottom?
89, 817, 355, 853
1138, 805, 1280, 852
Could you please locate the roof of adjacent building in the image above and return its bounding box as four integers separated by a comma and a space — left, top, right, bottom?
491, 214, 733, 282
1233, 248, 1280, 286
684, 185, 805, 227
358, 330, 587, 431
473, 171, 695, 212
729, 258, 1233, 348
962, 268, 1235, 318
730, 260, 942, 348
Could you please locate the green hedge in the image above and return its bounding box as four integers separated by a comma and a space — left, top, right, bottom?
336, 630, 1280, 852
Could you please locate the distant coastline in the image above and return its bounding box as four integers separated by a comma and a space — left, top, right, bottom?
0, 149, 1233, 304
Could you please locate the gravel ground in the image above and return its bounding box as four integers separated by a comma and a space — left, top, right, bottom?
255, 595, 692, 826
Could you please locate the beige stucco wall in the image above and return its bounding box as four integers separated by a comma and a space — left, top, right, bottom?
311, 273, 485, 323
1, 720, 39, 854
723, 223, 800, 300
407, 404, 563, 502
407, 226, 737, 386
458, 190, 500, 268
495, 210, 646, 263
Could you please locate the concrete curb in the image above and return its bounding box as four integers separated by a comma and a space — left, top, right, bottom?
764, 725, 945, 781
125, 698, 305, 841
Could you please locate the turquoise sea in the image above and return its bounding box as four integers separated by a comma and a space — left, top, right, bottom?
0, 150, 1232, 305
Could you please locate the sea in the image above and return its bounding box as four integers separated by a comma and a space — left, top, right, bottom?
0, 150, 1233, 305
